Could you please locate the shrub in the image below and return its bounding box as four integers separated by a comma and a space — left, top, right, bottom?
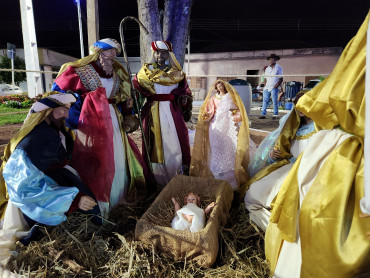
0, 94, 35, 109
4, 100, 22, 108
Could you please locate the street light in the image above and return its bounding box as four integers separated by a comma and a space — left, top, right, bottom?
7, 43, 16, 93
74, 0, 85, 58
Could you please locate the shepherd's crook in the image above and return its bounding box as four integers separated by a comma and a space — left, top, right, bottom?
119, 16, 154, 177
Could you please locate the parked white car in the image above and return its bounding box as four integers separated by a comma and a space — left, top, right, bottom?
0, 84, 24, 95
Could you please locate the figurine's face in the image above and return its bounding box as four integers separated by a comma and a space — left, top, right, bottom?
100, 48, 117, 61
154, 49, 169, 66
186, 193, 199, 206
52, 105, 71, 120
49, 104, 71, 129
99, 49, 117, 75
216, 82, 226, 93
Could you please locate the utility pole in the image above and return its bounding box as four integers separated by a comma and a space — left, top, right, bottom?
87, 0, 99, 49
75, 0, 85, 58
19, 0, 42, 98
6, 43, 16, 93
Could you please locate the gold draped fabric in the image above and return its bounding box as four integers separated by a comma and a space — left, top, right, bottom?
136, 63, 186, 163
58, 52, 100, 76
239, 108, 301, 199
189, 80, 250, 190
112, 61, 132, 103
266, 12, 370, 277
111, 105, 146, 201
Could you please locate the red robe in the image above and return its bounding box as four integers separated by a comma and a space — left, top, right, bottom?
54, 65, 147, 203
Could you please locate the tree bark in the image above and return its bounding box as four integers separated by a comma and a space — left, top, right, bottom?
163, 0, 193, 67
137, 0, 193, 68
137, 0, 162, 64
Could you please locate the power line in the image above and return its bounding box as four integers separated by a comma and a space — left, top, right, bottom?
0, 18, 363, 31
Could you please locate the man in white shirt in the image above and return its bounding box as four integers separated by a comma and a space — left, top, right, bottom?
259, 53, 283, 119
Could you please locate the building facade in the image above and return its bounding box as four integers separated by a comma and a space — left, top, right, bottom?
0, 48, 77, 94
183, 47, 342, 100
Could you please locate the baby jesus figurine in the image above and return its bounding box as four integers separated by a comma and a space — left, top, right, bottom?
171, 192, 216, 233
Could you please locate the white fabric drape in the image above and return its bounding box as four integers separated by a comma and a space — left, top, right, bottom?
0, 201, 29, 265
273, 129, 353, 278
152, 83, 182, 187
98, 77, 128, 218
244, 136, 311, 231
171, 203, 205, 233
208, 93, 239, 189
361, 17, 370, 215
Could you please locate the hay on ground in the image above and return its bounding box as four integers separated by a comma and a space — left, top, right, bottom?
5, 176, 270, 277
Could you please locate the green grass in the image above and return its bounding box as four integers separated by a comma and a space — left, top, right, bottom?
0, 105, 28, 126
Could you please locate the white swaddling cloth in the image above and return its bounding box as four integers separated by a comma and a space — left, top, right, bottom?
171, 203, 205, 233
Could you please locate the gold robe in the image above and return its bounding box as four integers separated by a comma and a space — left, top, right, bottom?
265, 12, 370, 277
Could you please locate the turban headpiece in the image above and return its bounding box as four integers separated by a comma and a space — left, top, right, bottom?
30, 92, 76, 115
151, 41, 173, 52
150, 40, 182, 71
89, 38, 122, 55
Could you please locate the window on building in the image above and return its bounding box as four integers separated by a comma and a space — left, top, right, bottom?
52, 67, 60, 80
246, 70, 259, 88
188, 77, 206, 89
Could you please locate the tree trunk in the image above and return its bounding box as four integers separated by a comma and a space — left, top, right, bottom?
137, 0, 193, 68
163, 0, 193, 67
137, 0, 162, 64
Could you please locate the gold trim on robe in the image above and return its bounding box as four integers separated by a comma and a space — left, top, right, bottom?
136, 63, 186, 164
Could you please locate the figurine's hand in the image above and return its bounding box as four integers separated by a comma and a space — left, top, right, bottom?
270, 149, 282, 160
78, 196, 97, 211
202, 112, 210, 121
172, 197, 179, 206
205, 202, 216, 214
127, 99, 134, 108
179, 95, 191, 106
181, 96, 188, 106
208, 202, 216, 209
232, 111, 242, 122
182, 213, 194, 223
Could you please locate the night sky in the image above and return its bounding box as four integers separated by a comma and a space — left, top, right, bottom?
1, 0, 369, 58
